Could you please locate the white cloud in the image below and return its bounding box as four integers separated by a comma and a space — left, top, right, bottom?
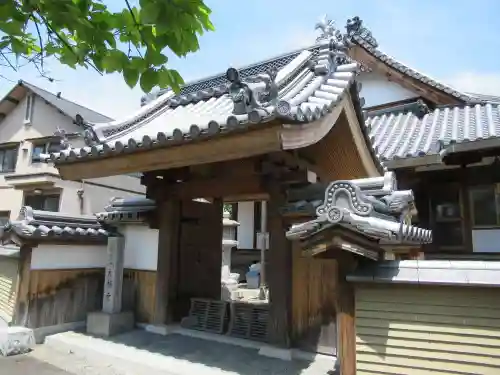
446, 72, 500, 96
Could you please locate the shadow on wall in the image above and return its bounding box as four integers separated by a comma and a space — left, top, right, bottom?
15, 270, 104, 329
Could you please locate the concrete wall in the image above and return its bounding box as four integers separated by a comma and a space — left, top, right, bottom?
30, 244, 107, 270
237, 201, 255, 249
123, 225, 158, 271
357, 72, 417, 108
0, 94, 145, 219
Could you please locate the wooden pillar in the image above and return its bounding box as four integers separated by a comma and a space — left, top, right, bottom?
460, 165, 473, 252
13, 245, 32, 326
336, 252, 357, 375
266, 183, 292, 347
153, 199, 181, 325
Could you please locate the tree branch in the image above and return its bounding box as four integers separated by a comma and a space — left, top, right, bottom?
35, 11, 103, 76
0, 51, 17, 71
30, 14, 45, 71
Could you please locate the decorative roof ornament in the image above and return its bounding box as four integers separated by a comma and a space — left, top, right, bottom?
75, 113, 100, 146
315, 14, 342, 43
286, 172, 432, 245
54, 126, 71, 150
226, 67, 279, 116
345, 17, 378, 48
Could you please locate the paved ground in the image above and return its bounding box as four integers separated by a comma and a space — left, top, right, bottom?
33, 330, 337, 375
3, 351, 73, 375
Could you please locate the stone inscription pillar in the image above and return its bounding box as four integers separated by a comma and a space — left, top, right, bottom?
102, 236, 125, 314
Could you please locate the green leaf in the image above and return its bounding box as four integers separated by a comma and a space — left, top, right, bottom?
0, 21, 24, 36
101, 50, 127, 73
145, 47, 167, 66
140, 67, 158, 93
123, 67, 140, 88
0, 0, 214, 90
140, 3, 158, 24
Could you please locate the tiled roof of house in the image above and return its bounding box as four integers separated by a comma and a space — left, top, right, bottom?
285, 172, 432, 246
41, 37, 362, 164
0, 206, 112, 244
147, 16, 484, 108
21, 81, 112, 123
349, 34, 480, 104
96, 197, 156, 223
366, 103, 500, 162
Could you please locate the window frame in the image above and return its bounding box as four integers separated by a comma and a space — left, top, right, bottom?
429, 184, 465, 250
0, 211, 10, 226
469, 184, 500, 229
31, 140, 62, 163
24, 94, 34, 124
0, 145, 19, 173
24, 192, 61, 212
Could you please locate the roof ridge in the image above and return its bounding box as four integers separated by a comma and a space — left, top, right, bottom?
147, 44, 321, 104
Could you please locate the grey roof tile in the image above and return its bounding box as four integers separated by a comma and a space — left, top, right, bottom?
366, 103, 500, 162
96, 197, 156, 223
0, 206, 112, 243
286, 172, 432, 246
42, 43, 361, 164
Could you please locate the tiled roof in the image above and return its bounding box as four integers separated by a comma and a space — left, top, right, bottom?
347, 260, 500, 287
96, 197, 156, 223
367, 103, 500, 162
0, 206, 112, 244
148, 46, 321, 105
350, 36, 480, 104
285, 172, 432, 246
21, 81, 112, 123
42, 39, 360, 164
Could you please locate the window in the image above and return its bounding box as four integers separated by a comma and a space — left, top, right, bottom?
32, 141, 62, 163
0, 146, 18, 173
24, 193, 60, 212
430, 186, 463, 248
470, 185, 500, 227
0, 211, 10, 226
24, 94, 34, 124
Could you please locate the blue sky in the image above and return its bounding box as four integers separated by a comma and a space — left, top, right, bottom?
1, 0, 500, 119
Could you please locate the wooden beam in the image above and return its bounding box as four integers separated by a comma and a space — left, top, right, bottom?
153, 199, 181, 324
57, 125, 283, 180
149, 174, 265, 200
266, 181, 292, 347
6, 96, 19, 105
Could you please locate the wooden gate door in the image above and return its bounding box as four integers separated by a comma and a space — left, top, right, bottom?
174, 200, 222, 321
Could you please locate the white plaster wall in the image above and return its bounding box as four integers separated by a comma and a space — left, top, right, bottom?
0, 94, 145, 219
237, 201, 254, 249
358, 72, 417, 108
123, 225, 158, 270
472, 230, 500, 252
30, 244, 107, 270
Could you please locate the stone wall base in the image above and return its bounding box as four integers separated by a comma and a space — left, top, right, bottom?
86, 311, 134, 337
